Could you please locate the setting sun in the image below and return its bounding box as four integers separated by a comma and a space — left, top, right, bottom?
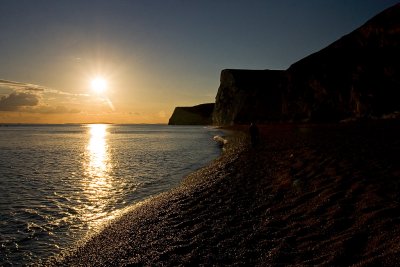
91, 77, 107, 94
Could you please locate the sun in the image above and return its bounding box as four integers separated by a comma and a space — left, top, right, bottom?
91, 77, 107, 94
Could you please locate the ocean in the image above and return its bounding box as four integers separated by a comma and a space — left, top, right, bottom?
0, 124, 222, 266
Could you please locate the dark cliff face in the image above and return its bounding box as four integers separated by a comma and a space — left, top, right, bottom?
285, 3, 400, 122
168, 103, 214, 125
213, 3, 400, 125
213, 69, 286, 125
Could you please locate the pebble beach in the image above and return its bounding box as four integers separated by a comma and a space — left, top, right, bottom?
55, 121, 400, 266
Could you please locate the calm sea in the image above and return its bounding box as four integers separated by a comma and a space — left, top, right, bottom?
0, 124, 222, 266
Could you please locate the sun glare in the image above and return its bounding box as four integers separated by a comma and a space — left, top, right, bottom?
91, 77, 107, 94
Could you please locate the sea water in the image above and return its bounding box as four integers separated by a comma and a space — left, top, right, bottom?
0, 124, 222, 265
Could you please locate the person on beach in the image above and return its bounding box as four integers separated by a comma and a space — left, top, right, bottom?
249, 122, 259, 148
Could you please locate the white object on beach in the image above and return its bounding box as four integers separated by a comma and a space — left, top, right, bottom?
213, 135, 228, 146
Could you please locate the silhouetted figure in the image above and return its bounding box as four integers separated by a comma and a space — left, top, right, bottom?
249, 122, 259, 148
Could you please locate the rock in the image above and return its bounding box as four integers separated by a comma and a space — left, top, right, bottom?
213, 3, 400, 125
285, 2, 400, 122
168, 103, 214, 125
213, 69, 286, 125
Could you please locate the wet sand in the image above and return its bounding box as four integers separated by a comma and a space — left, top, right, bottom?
56, 121, 400, 266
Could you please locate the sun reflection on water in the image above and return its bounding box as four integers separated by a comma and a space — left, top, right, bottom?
87, 124, 109, 179
82, 124, 114, 228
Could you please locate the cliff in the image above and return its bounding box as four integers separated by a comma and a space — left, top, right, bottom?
284, 2, 400, 122
213, 3, 400, 125
213, 69, 286, 125
168, 103, 214, 125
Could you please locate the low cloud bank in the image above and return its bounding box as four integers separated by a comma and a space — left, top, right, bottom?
0, 79, 83, 114
0, 92, 39, 111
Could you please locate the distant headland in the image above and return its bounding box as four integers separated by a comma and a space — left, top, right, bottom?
168, 103, 214, 125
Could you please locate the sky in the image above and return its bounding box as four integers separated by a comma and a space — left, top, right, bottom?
0, 0, 398, 124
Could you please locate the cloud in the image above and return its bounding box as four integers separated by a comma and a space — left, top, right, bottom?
0, 79, 89, 96
0, 79, 46, 92
0, 79, 88, 115
0, 92, 40, 111
0, 92, 81, 114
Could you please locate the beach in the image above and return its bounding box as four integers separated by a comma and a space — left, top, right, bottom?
56, 121, 400, 266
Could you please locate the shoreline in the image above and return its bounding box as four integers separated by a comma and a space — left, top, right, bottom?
55, 121, 400, 266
